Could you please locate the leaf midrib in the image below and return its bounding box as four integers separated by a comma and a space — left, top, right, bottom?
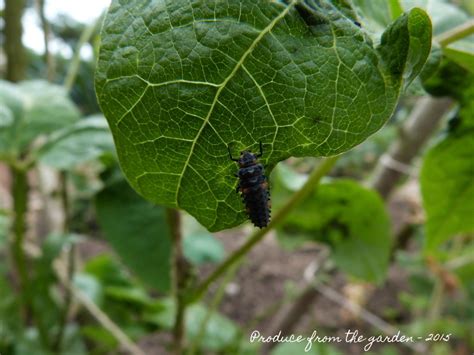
174, 0, 297, 204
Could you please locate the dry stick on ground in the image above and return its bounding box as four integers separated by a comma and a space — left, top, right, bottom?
261, 249, 330, 355
370, 96, 454, 199
315, 283, 427, 353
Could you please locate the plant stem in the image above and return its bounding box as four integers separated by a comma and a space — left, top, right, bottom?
11, 166, 30, 313
436, 19, 474, 47
370, 96, 453, 199
53, 171, 74, 352
5, 0, 26, 82
191, 156, 339, 303
188, 262, 240, 355
53, 258, 146, 355
168, 208, 187, 355
10, 165, 51, 348
64, 17, 100, 93
35, 0, 55, 81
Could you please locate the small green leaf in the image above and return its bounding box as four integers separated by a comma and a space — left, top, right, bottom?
37, 115, 115, 170
277, 179, 392, 283
96, 0, 431, 231
377, 8, 432, 89
421, 130, 474, 251
183, 232, 225, 265
95, 180, 172, 291
74, 273, 104, 305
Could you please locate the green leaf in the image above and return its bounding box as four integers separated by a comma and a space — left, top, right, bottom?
377, 8, 432, 89
146, 298, 239, 351
105, 285, 156, 306
444, 38, 474, 73
272, 340, 343, 355
73, 273, 104, 305
95, 180, 172, 291
37, 115, 115, 170
420, 130, 474, 251
0, 80, 80, 156
183, 232, 225, 265
0, 211, 8, 248
276, 178, 392, 283
95, 0, 431, 231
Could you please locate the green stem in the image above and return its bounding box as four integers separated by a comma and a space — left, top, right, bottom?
436, 19, 474, 47
191, 156, 339, 303
5, 0, 26, 82
10, 165, 50, 347
35, 0, 54, 81
168, 208, 186, 355
53, 172, 74, 352
188, 262, 241, 355
64, 17, 100, 93
11, 166, 30, 311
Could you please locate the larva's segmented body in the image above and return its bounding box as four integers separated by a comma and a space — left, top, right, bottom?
228, 143, 271, 228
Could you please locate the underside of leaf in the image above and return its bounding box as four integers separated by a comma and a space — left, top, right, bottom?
95, 0, 431, 231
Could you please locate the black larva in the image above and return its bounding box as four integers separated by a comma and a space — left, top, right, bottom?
228, 142, 271, 228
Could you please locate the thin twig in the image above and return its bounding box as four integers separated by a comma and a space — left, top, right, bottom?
188, 262, 241, 355
54, 258, 146, 355
35, 0, 55, 81
435, 19, 474, 47
64, 16, 101, 93
315, 283, 427, 353
52, 171, 74, 351
192, 156, 339, 303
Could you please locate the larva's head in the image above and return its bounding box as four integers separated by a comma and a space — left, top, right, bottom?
238, 151, 258, 168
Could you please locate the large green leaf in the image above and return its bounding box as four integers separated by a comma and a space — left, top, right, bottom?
95, 180, 172, 291
37, 115, 115, 170
95, 0, 431, 231
0, 80, 80, 156
276, 177, 392, 283
420, 130, 474, 251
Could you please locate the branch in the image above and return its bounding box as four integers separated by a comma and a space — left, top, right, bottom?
370, 96, 453, 199
54, 257, 146, 355
191, 156, 339, 302
64, 17, 101, 93
315, 283, 427, 353
436, 19, 474, 47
